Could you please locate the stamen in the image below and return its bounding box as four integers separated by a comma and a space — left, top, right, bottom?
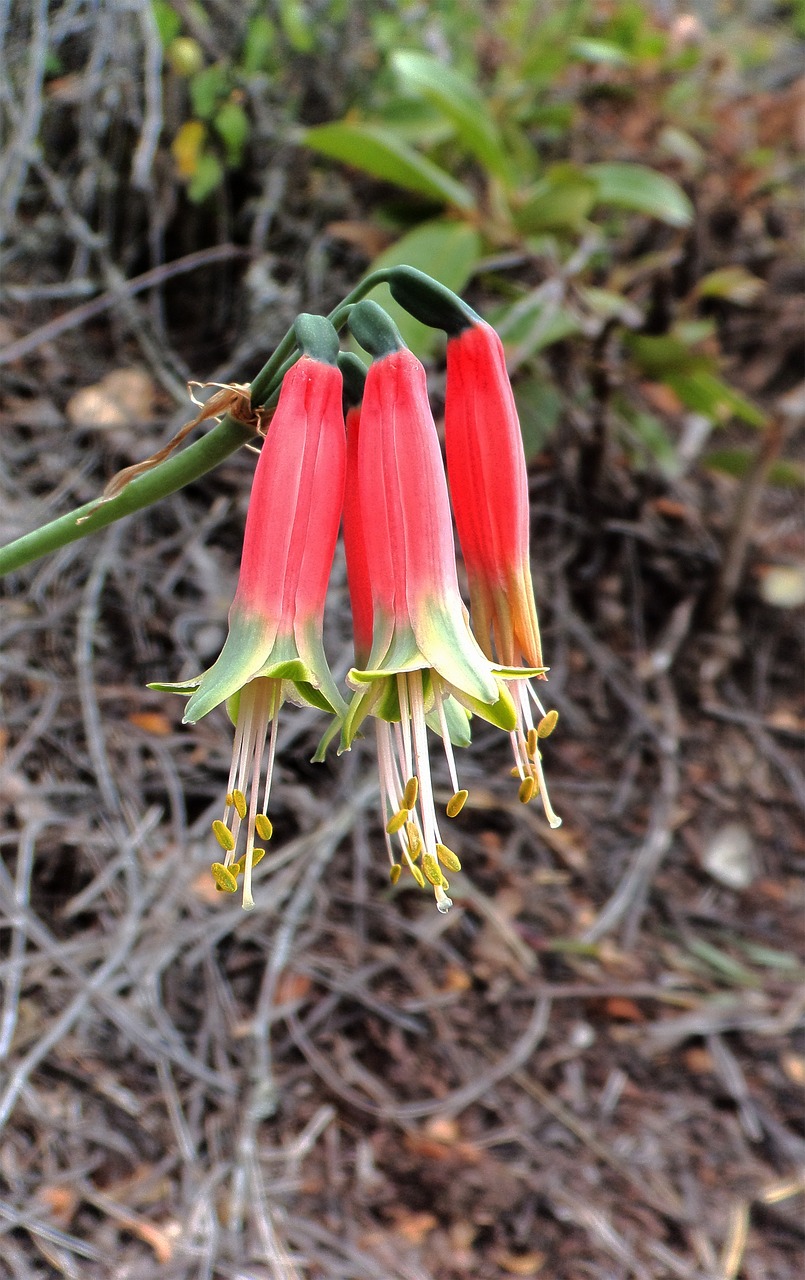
233, 847, 266, 876
432, 675, 463, 792
211, 862, 238, 893
260, 681, 282, 815
396, 676, 414, 781
446, 790, 468, 818
386, 810, 407, 835
405, 821, 422, 859
530, 747, 563, 828
254, 813, 273, 841
526, 727, 539, 757
232, 789, 248, 819
518, 775, 536, 804
436, 843, 461, 872
434, 885, 453, 913
537, 709, 559, 738
402, 776, 419, 810
212, 820, 236, 852
406, 858, 426, 888
422, 853, 448, 888
389, 863, 402, 885
407, 672, 438, 856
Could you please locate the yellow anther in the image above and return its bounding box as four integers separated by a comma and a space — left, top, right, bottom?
518, 775, 536, 804
211, 862, 238, 893
389, 863, 402, 885
446, 789, 468, 818
526, 727, 539, 757
409, 862, 426, 889
232, 789, 248, 819
386, 809, 407, 835
422, 853, 448, 888
233, 847, 266, 876
436, 843, 462, 872
212, 820, 236, 852
402, 776, 419, 810
225, 792, 234, 807
510, 766, 522, 778
537, 709, 559, 738
405, 821, 422, 858
254, 814, 273, 841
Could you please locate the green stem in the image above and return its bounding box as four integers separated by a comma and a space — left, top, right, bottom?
0, 265, 403, 578
0, 415, 255, 576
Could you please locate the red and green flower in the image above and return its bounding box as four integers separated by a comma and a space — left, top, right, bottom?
151, 316, 347, 908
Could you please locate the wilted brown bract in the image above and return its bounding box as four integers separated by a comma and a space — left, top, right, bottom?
78, 381, 268, 519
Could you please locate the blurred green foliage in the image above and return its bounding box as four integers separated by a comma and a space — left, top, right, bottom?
150, 0, 800, 484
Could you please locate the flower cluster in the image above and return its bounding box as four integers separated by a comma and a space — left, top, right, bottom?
153, 277, 560, 911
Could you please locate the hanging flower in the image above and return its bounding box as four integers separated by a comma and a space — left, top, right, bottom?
342, 301, 538, 910
444, 316, 561, 827
150, 316, 348, 907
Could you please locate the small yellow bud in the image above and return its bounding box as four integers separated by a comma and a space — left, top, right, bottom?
537, 710, 559, 738
211, 862, 238, 893
518, 775, 536, 804
254, 814, 273, 841
402, 776, 419, 810
232, 789, 248, 819
446, 789, 468, 818
389, 863, 402, 885
436, 843, 461, 872
212, 820, 235, 852
386, 809, 407, 835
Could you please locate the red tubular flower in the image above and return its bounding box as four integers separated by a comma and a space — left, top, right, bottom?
342, 301, 533, 909
342, 407, 373, 670
445, 318, 561, 828
151, 319, 348, 907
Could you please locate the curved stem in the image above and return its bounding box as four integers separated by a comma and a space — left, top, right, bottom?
0, 265, 402, 578
0, 415, 255, 576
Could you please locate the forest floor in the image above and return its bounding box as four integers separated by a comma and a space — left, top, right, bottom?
0, 14, 803, 1280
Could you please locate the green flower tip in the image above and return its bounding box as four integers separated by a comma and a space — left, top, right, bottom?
293, 313, 340, 365
386, 265, 480, 336
348, 300, 405, 359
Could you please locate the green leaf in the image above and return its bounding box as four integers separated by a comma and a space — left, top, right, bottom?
214, 101, 250, 166
704, 449, 804, 488
242, 14, 275, 74
304, 122, 476, 210
579, 286, 643, 327
514, 164, 597, 234
625, 408, 679, 476
153, 1, 181, 46
589, 161, 693, 227
378, 97, 454, 147
391, 50, 514, 185
360, 219, 482, 357
494, 288, 582, 364
569, 37, 631, 65
696, 266, 766, 305
666, 372, 765, 428
189, 64, 229, 120
187, 151, 224, 202
511, 376, 563, 461
626, 334, 709, 377
279, 0, 314, 52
